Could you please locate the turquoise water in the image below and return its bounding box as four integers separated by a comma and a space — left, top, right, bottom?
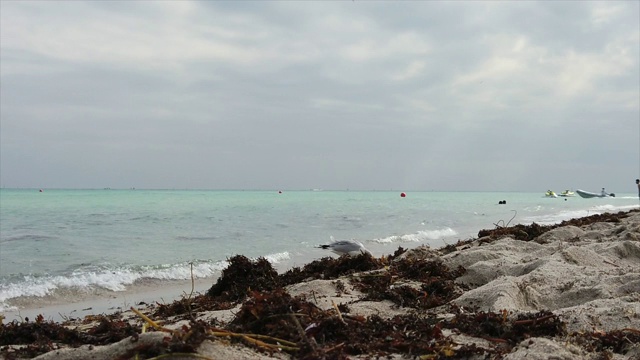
1, 188, 638, 311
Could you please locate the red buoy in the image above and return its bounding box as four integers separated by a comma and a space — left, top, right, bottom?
400, 192, 406, 197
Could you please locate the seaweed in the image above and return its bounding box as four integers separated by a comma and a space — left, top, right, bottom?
476, 210, 632, 243
445, 310, 566, 345
0, 314, 139, 359
206, 255, 281, 302
353, 256, 466, 309
279, 253, 386, 285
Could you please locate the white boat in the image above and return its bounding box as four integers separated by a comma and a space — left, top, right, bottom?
559, 190, 575, 197
575, 189, 615, 198
545, 190, 557, 198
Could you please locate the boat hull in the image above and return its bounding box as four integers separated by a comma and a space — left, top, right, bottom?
575, 189, 615, 198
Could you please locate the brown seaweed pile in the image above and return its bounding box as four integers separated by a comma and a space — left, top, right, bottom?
154, 253, 389, 319
477, 210, 630, 241
0, 314, 139, 359
351, 256, 467, 309
437, 210, 635, 254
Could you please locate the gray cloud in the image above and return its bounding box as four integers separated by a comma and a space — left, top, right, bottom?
1, 1, 638, 191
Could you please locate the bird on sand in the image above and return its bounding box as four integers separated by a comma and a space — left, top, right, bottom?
317, 239, 371, 256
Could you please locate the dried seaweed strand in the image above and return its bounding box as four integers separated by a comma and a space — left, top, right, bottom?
131, 307, 173, 333
289, 309, 320, 355
185, 262, 196, 320
238, 333, 298, 347
332, 300, 346, 325
207, 329, 299, 351
481, 336, 509, 343
324, 342, 345, 353
240, 333, 298, 352
147, 353, 215, 360
512, 314, 556, 325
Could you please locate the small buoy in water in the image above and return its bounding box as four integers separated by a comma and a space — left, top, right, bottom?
278, 190, 282, 194
400, 192, 406, 198
39, 189, 43, 192
498, 200, 506, 204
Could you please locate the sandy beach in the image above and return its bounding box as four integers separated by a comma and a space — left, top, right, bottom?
1, 209, 639, 359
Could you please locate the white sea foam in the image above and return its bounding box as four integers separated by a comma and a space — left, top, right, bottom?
262, 251, 290, 263
372, 228, 457, 244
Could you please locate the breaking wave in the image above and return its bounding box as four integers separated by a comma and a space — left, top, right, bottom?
0, 252, 290, 312
372, 228, 457, 244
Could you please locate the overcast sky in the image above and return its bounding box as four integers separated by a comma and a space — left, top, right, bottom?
1, 1, 639, 192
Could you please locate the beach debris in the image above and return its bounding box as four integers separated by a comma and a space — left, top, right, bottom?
0, 314, 138, 358
154, 253, 386, 320
445, 309, 566, 345
280, 252, 385, 284
352, 257, 466, 309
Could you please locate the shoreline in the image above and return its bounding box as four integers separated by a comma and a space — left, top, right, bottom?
1, 277, 217, 323
2, 209, 639, 359
0, 239, 456, 322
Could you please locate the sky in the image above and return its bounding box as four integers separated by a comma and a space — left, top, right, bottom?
1, 1, 639, 192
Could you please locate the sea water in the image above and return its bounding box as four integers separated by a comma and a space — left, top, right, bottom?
1, 189, 638, 315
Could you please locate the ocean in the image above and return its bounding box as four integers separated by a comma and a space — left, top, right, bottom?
1, 189, 638, 318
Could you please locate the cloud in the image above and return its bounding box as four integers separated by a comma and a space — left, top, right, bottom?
1, 1, 638, 191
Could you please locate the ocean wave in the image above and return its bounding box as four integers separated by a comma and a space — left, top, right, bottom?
0, 252, 290, 312
0, 234, 58, 243
589, 204, 638, 212
372, 228, 457, 244
263, 252, 291, 263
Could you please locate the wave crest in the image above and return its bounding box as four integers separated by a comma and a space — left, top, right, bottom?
372, 228, 457, 244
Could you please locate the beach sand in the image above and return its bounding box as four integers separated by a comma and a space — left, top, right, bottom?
1, 210, 639, 359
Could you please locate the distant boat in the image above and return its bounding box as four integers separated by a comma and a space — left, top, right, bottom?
545, 190, 557, 198
575, 189, 615, 198
559, 190, 575, 197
